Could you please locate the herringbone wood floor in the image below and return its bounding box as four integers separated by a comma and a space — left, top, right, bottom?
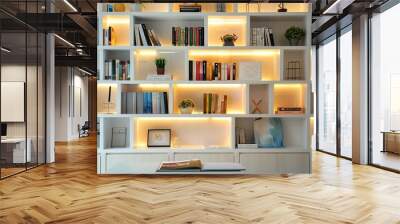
1, 136, 400, 224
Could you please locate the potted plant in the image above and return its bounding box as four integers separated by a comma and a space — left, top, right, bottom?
178, 99, 195, 114
284, 26, 305, 46
220, 34, 238, 46
155, 58, 166, 75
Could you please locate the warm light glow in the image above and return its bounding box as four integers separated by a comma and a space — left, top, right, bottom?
104, 16, 130, 26
208, 18, 246, 25
189, 50, 279, 57
136, 117, 230, 121
136, 50, 157, 56
274, 84, 304, 89
175, 83, 243, 88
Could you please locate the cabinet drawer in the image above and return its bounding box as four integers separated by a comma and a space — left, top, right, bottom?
105, 153, 169, 173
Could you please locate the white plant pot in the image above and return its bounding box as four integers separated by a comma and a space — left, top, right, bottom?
180, 107, 194, 114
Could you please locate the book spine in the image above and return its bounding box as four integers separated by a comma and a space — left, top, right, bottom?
208, 93, 212, 114
136, 92, 143, 114
121, 92, 127, 113
172, 27, 176, 46
202, 61, 206, 81
164, 92, 168, 114
203, 93, 207, 114
152, 92, 158, 114
141, 24, 152, 46
138, 24, 148, 46
185, 27, 188, 46
233, 63, 237, 80
196, 61, 200, 81
189, 60, 193, 81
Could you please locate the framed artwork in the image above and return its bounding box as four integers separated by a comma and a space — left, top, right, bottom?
147, 129, 171, 147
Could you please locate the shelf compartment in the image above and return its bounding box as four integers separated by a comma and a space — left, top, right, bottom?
103, 49, 132, 81
249, 84, 272, 114
133, 117, 233, 149
273, 83, 306, 114
133, 14, 204, 46
188, 49, 280, 81
97, 84, 118, 114
102, 117, 132, 149
207, 16, 247, 47
173, 83, 246, 114
249, 15, 306, 46
134, 49, 186, 80
283, 49, 305, 80
237, 3, 309, 13
120, 84, 171, 114
235, 117, 307, 148
101, 15, 131, 46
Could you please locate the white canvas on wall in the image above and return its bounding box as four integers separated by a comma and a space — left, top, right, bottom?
238, 62, 262, 81
1, 82, 25, 122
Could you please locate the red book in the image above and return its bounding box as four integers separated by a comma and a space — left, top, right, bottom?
196, 27, 200, 46
227, 64, 231, 80
196, 61, 201, 80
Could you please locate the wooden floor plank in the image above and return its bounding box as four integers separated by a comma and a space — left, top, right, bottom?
0, 136, 400, 224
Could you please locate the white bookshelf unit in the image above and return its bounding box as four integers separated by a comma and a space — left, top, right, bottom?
97, 3, 312, 174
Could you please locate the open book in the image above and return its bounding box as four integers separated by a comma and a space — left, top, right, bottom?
158, 159, 202, 171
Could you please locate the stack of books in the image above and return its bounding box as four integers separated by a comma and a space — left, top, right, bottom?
172, 27, 204, 46
188, 61, 237, 81
275, 107, 304, 114
251, 27, 275, 46
203, 93, 228, 114
134, 24, 161, 46
104, 60, 130, 80
121, 92, 168, 114
158, 159, 202, 172
103, 27, 115, 46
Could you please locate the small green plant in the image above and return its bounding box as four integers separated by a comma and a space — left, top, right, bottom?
220, 33, 238, 42
155, 58, 166, 68
179, 99, 194, 109
285, 26, 305, 45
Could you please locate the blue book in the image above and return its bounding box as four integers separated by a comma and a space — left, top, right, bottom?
144, 92, 153, 114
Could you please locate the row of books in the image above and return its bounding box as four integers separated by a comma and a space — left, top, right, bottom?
251, 27, 275, 46
203, 93, 228, 114
172, 27, 204, 46
134, 24, 161, 46
189, 61, 238, 81
104, 60, 130, 80
103, 27, 115, 46
121, 92, 168, 114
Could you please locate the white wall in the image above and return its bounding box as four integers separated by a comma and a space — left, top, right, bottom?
55, 67, 89, 141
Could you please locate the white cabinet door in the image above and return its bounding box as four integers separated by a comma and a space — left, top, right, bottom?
105, 153, 169, 174
278, 153, 310, 174
239, 153, 279, 174
174, 152, 235, 163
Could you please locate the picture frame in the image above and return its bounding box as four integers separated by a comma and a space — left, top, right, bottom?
147, 129, 171, 147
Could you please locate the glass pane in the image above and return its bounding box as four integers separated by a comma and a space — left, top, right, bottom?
38, 33, 46, 165
1, 31, 28, 177
371, 4, 400, 171
317, 37, 337, 154
340, 29, 352, 158
27, 31, 38, 169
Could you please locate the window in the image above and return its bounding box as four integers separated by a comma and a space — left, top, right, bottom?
339, 28, 352, 158
317, 36, 337, 154
370, 3, 400, 171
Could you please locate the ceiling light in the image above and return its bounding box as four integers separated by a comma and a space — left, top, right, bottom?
63, 0, 78, 12
54, 34, 75, 48
1, 47, 11, 53
78, 67, 92, 76
322, 0, 354, 15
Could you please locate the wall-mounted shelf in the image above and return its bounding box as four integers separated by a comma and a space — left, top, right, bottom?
97, 2, 312, 174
